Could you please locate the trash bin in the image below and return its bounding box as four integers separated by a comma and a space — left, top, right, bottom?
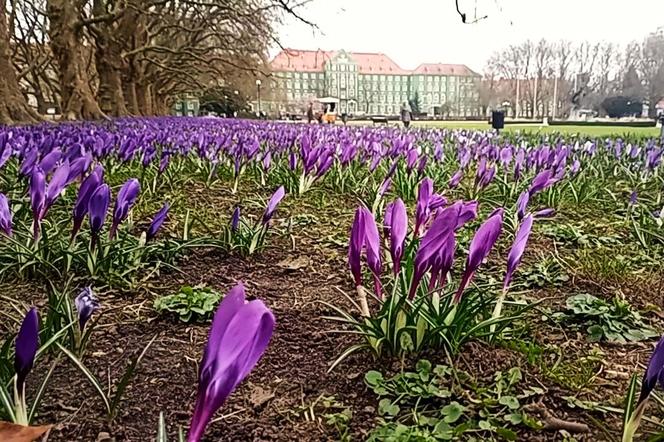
491, 111, 505, 130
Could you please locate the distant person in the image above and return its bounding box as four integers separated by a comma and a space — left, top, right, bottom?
400, 102, 412, 128
307, 103, 314, 123
341, 112, 348, 125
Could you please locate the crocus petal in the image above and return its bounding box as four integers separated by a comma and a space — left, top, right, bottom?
230, 207, 241, 232
30, 168, 46, 240
146, 203, 170, 241
15, 308, 39, 391
110, 179, 140, 239
389, 199, 407, 274
88, 184, 110, 235
0, 193, 12, 237
45, 160, 70, 209
638, 335, 664, 404
503, 214, 533, 291
415, 178, 433, 236
188, 285, 274, 442
72, 166, 103, 240
516, 191, 530, 221
75, 287, 100, 331
262, 186, 285, 225
348, 207, 365, 286
454, 208, 504, 303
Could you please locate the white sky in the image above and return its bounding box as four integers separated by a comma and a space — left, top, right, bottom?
273, 0, 664, 72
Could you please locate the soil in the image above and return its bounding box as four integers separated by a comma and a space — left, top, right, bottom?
1, 186, 661, 442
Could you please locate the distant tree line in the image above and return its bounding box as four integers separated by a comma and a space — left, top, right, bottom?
482, 29, 664, 118
0, 0, 312, 124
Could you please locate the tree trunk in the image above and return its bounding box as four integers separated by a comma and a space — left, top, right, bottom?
0, 3, 41, 124
47, 0, 106, 120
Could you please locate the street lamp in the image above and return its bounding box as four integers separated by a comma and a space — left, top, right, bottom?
255, 79, 262, 117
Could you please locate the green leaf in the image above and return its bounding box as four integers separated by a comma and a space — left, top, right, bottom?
441, 401, 464, 423
499, 396, 520, 410
378, 398, 400, 417
623, 373, 639, 431
365, 370, 383, 387
57, 343, 111, 414
495, 426, 518, 440
505, 413, 523, 425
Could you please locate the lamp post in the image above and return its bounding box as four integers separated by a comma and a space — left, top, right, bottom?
255, 79, 262, 117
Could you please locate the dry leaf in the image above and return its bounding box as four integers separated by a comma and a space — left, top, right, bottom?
0, 421, 51, 442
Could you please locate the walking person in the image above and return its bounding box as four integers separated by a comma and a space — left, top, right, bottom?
306, 102, 314, 123
400, 101, 412, 129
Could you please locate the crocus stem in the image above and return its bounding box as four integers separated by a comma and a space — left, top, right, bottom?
490, 287, 509, 334
14, 379, 28, 425
356, 285, 370, 317
622, 399, 648, 442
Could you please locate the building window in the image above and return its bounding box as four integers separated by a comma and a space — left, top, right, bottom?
187, 101, 195, 110
434, 93, 439, 102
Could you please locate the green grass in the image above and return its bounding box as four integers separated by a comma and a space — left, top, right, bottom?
348, 120, 661, 137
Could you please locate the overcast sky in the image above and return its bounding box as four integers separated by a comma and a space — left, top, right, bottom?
273, 0, 664, 72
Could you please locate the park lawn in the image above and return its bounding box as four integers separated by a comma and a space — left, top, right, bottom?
349, 119, 661, 137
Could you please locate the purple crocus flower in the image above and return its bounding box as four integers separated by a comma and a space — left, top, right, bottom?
230, 207, 241, 232
637, 336, 664, 405
415, 178, 433, 236
72, 166, 103, 240
570, 159, 581, 175
429, 194, 448, 211
348, 206, 382, 296
262, 151, 272, 171
39, 149, 62, 174
528, 169, 557, 195
44, 160, 70, 211
409, 202, 461, 299
88, 183, 110, 242
388, 199, 407, 275
363, 207, 382, 297
261, 186, 285, 225
19, 149, 38, 177
533, 208, 556, 218
503, 214, 533, 291
378, 177, 392, 197
448, 170, 463, 188
0, 193, 12, 237
383, 202, 394, 239
109, 179, 141, 239
146, 203, 170, 241
454, 208, 504, 303
629, 190, 638, 206
406, 149, 419, 173
30, 168, 46, 240
516, 191, 530, 220
159, 154, 171, 174
66, 153, 92, 184
187, 284, 274, 442
15, 308, 39, 392
75, 287, 100, 331
349, 207, 365, 286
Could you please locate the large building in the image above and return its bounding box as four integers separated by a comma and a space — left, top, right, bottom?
267, 49, 481, 117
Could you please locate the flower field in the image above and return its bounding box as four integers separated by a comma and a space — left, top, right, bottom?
0, 117, 663, 441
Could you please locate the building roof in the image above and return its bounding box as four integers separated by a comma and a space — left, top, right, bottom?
270, 49, 333, 72
270, 49, 474, 76
412, 63, 480, 77
350, 52, 410, 75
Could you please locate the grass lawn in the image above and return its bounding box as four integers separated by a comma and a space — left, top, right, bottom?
348, 119, 662, 137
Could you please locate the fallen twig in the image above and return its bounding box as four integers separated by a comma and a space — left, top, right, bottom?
524, 403, 590, 433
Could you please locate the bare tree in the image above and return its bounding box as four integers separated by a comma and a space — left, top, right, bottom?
0, 1, 41, 124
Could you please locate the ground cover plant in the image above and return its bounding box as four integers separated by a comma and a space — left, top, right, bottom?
0, 117, 662, 441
